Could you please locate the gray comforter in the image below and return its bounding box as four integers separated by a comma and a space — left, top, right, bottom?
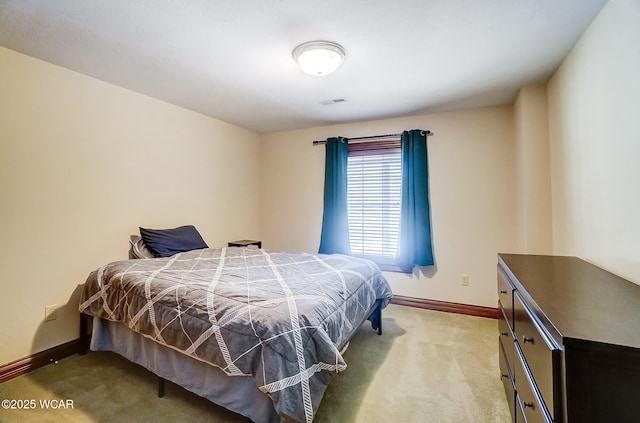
79, 247, 393, 422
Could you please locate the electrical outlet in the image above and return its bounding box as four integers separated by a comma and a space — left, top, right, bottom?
45, 305, 57, 321
461, 274, 469, 286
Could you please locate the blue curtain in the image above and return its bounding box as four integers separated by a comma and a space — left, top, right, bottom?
318, 137, 350, 255
397, 130, 434, 272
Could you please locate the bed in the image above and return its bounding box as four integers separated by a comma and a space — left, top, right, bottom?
79, 232, 393, 423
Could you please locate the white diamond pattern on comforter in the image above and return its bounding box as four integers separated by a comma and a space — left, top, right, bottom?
79, 247, 393, 423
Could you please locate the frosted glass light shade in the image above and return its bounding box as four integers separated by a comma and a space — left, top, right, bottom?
292, 41, 346, 76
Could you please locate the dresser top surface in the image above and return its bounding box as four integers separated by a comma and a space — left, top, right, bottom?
499, 253, 640, 349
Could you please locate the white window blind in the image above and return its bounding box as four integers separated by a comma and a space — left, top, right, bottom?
347, 144, 402, 261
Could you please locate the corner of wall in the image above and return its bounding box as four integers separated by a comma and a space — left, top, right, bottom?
512, 84, 553, 254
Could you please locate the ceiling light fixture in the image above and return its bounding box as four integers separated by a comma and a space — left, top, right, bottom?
292, 41, 346, 76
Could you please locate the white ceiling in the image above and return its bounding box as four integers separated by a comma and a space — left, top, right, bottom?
0, 0, 608, 133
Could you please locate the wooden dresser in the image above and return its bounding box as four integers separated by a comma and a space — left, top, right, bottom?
497, 254, 640, 423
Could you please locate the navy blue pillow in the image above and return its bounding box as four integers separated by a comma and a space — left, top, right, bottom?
139, 225, 208, 258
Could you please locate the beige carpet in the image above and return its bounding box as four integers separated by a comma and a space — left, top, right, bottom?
0, 305, 511, 422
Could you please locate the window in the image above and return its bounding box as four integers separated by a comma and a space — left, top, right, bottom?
346, 139, 401, 268
319, 130, 432, 272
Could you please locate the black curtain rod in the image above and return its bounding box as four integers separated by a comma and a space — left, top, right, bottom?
312, 130, 433, 145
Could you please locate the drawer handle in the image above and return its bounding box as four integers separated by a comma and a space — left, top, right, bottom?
501, 331, 509, 337
499, 290, 508, 294
522, 336, 535, 344
501, 373, 509, 380
523, 401, 534, 409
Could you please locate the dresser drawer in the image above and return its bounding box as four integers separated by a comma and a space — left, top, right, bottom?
515, 344, 553, 423
499, 307, 515, 372
497, 266, 515, 331
499, 338, 516, 419
514, 292, 560, 420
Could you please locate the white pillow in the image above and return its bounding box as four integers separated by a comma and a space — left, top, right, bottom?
129, 236, 155, 259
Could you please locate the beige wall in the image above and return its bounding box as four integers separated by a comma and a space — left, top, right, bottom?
513, 84, 552, 254
261, 107, 517, 308
547, 0, 640, 283
0, 47, 261, 364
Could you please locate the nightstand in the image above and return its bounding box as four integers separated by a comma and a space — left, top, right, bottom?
228, 239, 262, 248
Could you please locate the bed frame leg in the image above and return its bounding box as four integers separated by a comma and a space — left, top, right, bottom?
369, 299, 383, 335
79, 313, 91, 355
376, 299, 383, 335
158, 377, 165, 398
